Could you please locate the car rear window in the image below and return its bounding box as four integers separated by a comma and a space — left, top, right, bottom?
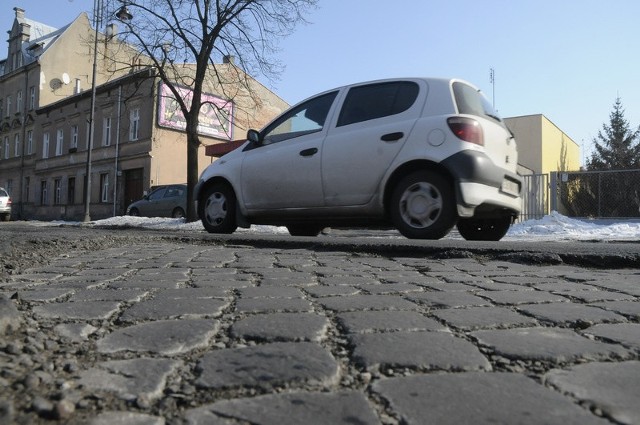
452, 82, 502, 123
0, 189, 7, 196
337, 81, 419, 127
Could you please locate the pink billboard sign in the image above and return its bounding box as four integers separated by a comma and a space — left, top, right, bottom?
157, 82, 234, 140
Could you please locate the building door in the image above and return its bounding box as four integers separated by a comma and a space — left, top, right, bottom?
124, 168, 144, 210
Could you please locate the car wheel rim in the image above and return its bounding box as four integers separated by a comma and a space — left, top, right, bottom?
205, 192, 227, 225
399, 182, 442, 228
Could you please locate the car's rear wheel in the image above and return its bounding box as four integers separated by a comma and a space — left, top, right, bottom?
286, 224, 323, 237
390, 171, 457, 239
457, 215, 512, 241
199, 183, 237, 234
129, 208, 140, 216
2, 214, 10, 222
172, 207, 185, 219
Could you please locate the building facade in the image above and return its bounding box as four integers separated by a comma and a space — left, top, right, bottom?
0, 8, 288, 221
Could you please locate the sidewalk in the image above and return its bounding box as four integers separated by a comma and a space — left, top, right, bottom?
0, 238, 639, 424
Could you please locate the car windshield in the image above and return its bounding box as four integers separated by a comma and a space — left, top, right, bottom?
0, 189, 7, 197
452, 82, 503, 123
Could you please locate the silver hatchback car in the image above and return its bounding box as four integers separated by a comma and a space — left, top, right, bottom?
195, 78, 522, 241
0, 187, 11, 221
126, 184, 187, 218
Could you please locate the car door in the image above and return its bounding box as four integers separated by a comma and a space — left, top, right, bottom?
321, 80, 426, 206
240, 91, 339, 211
141, 187, 167, 216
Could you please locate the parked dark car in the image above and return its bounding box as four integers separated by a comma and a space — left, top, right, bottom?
126, 184, 187, 218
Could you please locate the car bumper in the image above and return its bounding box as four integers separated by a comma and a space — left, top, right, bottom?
441, 150, 522, 217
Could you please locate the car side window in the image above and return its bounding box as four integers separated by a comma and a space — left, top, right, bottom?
165, 187, 178, 198
337, 82, 419, 127
148, 188, 166, 201
261, 91, 338, 145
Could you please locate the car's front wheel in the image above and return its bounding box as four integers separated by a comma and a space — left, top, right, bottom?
199, 183, 237, 234
390, 171, 457, 239
457, 215, 512, 241
172, 207, 185, 219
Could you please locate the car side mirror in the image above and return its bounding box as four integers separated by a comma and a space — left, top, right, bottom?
247, 129, 262, 145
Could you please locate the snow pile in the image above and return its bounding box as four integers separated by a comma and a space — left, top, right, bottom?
36, 211, 640, 242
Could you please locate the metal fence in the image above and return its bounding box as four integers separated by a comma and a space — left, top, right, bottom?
520, 173, 549, 221
550, 169, 640, 219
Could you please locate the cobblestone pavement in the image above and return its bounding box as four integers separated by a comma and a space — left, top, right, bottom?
1, 235, 639, 424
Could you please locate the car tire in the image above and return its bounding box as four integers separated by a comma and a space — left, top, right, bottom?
457, 215, 512, 241
172, 207, 186, 219
2, 214, 9, 222
129, 208, 140, 216
286, 224, 323, 237
199, 183, 237, 234
390, 171, 457, 240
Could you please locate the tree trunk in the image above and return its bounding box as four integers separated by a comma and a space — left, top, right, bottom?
186, 123, 200, 222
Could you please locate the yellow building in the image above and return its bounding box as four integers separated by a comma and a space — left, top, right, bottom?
504, 114, 580, 174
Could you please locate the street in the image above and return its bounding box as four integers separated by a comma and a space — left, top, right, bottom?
1, 222, 639, 425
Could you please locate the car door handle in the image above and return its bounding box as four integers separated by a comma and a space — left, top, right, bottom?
300, 148, 318, 157
381, 132, 404, 142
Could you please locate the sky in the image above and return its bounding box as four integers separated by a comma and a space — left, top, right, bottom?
3, 0, 640, 165
33, 211, 640, 242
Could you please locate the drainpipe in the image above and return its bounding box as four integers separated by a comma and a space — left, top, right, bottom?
17, 64, 31, 219
112, 84, 122, 216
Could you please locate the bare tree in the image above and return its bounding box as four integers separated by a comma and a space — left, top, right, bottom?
107, 0, 318, 221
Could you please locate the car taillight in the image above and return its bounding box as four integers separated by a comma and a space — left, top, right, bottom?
447, 117, 484, 146
7, 198, 11, 205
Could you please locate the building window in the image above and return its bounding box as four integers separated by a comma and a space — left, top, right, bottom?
56, 129, 64, 156
3, 136, 8, 159
16, 90, 22, 113
6, 180, 12, 195
130, 108, 140, 141
54, 179, 62, 205
42, 132, 50, 159
24, 177, 30, 202
40, 181, 48, 205
68, 177, 75, 205
100, 173, 109, 203
71, 125, 78, 149
0, 98, 3, 117
27, 130, 33, 155
5, 96, 11, 117
14, 134, 20, 157
29, 86, 35, 110
103, 116, 112, 146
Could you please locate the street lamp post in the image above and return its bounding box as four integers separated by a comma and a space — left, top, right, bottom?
83, 0, 132, 222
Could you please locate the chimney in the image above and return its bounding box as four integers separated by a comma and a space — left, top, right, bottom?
14, 7, 25, 20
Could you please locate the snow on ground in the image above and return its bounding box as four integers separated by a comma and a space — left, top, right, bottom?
30, 211, 639, 242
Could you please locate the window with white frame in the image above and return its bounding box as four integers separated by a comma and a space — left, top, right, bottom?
6, 180, 12, 196
129, 108, 140, 141
40, 180, 48, 205
14, 134, 20, 157
56, 129, 63, 156
42, 132, 49, 159
71, 125, 78, 149
6, 96, 11, 117
102, 116, 112, 146
54, 178, 62, 205
29, 86, 35, 110
3, 136, 8, 159
27, 130, 33, 155
100, 173, 109, 202
16, 90, 22, 113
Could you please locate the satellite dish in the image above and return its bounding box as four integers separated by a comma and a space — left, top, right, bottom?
62, 73, 71, 84
50, 78, 63, 90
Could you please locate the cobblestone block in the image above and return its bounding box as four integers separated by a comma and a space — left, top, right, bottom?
478, 290, 568, 305
97, 319, 219, 355
318, 295, 418, 312
518, 303, 627, 325
184, 390, 380, 425
373, 372, 609, 425
32, 301, 121, 320
583, 323, 640, 350
349, 331, 490, 371
544, 361, 640, 425
231, 313, 329, 342
471, 327, 631, 362
434, 306, 538, 330
408, 291, 491, 308
337, 311, 446, 333
195, 342, 339, 390
119, 297, 229, 322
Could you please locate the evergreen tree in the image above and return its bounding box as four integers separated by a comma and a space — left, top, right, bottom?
587, 97, 640, 170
